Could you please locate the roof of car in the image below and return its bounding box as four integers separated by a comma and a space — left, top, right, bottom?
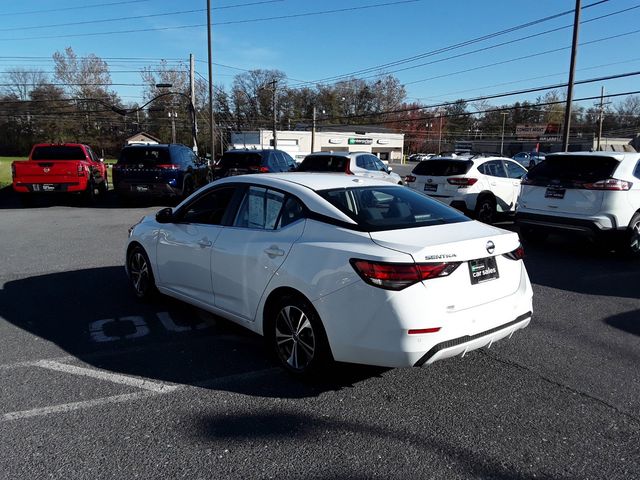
304, 151, 369, 158
546, 151, 640, 161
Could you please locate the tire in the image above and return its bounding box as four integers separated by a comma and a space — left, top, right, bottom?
615, 213, 640, 258
519, 226, 548, 244
475, 195, 496, 224
81, 180, 97, 205
98, 176, 109, 196
267, 294, 333, 377
127, 245, 157, 300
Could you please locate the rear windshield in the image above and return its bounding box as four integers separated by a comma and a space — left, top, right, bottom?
32, 146, 86, 161
298, 155, 349, 172
219, 151, 263, 168
119, 147, 171, 165
318, 185, 469, 231
526, 155, 619, 183
412, 159, 473, 176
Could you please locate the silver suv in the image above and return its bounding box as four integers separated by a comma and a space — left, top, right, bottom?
297, 151, 404, 184
516, 152, 640, 256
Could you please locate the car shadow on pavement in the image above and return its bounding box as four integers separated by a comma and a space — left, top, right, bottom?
193, 411, 541, 480
521, 233, 640, 299
605, 309, 640, 336
0, 266, 385, 398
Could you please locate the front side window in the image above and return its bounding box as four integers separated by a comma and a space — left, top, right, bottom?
234, 186, 286, 230
504, 160, 527, 179
318, 185, 469, 231
180, 186, 237, 225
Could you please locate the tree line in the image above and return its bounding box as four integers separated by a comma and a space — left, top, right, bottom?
1, 47, 638, 157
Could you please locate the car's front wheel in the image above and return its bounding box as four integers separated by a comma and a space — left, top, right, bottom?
127, 245, 157, 299
267, 295, 332, 377
615, 213, 640, 258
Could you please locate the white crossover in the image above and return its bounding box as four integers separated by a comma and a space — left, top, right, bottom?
126, 173, 533, 376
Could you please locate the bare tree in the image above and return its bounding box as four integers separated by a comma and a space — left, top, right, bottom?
2, 68, 47, 101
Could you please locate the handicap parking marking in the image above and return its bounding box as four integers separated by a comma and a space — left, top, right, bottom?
88, 311, 209, 343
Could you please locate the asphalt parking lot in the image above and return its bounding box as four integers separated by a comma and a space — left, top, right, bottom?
0, 182, 638, 480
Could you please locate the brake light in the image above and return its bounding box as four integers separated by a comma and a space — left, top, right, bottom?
503, 243, 525, 261
408, 327, 441, 335
447, 177, 477, 187
405, 175, 416, 183
350, 259, 461, 290
582, 178, 632, 191
77, 164, 86, 177
259, 166, 270, 173
156, 164, 179, 170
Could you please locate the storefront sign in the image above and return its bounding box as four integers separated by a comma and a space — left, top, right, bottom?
348, 138, 373, 145
377, 139, 390, 145
516, 123, 560, 140
328, 138, 343, 144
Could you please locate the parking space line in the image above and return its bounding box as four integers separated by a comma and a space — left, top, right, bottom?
34, 360, 178, 393
1, 391, 159, 422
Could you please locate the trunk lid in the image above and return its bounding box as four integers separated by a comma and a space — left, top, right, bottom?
14, 160, 86, 183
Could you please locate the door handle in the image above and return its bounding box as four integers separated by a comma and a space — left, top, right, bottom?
264, 246, 285, 258
198, 239, 212, 248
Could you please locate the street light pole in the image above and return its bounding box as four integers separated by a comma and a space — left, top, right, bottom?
500, 112, 508, 155
206, 0, 216, 162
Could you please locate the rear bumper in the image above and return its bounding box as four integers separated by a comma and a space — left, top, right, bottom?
13, 181, 87, 193
515, 211, 620, 234
114, 181, 182, 197
414, 313, 531, 366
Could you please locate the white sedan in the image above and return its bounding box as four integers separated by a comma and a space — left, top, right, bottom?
126, 173, 533, 376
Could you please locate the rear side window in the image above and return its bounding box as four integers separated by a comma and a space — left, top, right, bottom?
318, 186, 469, 231
119, 147, 171, 165
219, 151, 263, 168
298, 155, 348, 172
412, 160, 473, 176
633, 161, 640, 180
234, 186, 285, 230
526, 155, 620, 183
32, 146, 87, 161
479, 160, 507, 178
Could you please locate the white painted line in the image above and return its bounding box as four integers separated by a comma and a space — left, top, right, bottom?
35, 360, 177, 393
194, 367, 280, 388
1, 391, 158, 422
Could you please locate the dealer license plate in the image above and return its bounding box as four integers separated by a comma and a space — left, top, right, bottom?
423, 183, 437, 192
42, 184, 56, 191
135, 185, 150, 192
545, 187, 565, 199
468, 256, 499, 285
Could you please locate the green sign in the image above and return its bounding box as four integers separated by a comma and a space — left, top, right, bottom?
348, 138, 373, 145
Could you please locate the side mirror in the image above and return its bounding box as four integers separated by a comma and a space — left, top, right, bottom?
156, 207, 174, 224
98, 158, 104, 162
387, 166, 393, 172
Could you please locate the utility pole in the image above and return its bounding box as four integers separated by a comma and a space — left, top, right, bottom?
169, 111, 177, 143
206, 0, 216, 163
189, 53, 198, 153
500, 112, 508, 155
596, 86, 606, 151
562, 0, 581, 152
269, 79, 277, 149
311, 105, 316, 153
438, 113, 444, 153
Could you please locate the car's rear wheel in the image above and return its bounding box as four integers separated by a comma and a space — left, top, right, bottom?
268, 295, 332, 377
81, 180, 97, 205
475, 195, 496, 224
616, 213, 640, 258
127, 245, 157, 299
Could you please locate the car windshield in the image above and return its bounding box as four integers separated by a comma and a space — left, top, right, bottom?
412, 159, 473, 176
526, 155, 620, 183
32, 146, 86, 160
219, 151, 262, 168
298, 155, 348, 172
119, 147, 171, 164
318, 185, 469, 231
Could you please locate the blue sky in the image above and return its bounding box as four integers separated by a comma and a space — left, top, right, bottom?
1, 0, 639, 110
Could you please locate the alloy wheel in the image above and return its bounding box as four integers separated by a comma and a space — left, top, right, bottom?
274, 305, 316, 371
129, 251, 150, 296
477, 201, 494, 224
630, 219, 640, 253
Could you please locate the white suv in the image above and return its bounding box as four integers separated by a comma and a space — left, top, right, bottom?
297, 151, 404, 185
405, 155, 528, 223
516, 152, 640, 256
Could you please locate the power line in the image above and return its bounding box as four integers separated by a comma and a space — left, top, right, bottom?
0, 0, 423, 41
0, 0, 151, 16
0, 0, 286, 32
287, 0, 614, 87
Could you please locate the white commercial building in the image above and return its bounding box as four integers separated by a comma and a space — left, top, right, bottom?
231, 127, 404, 163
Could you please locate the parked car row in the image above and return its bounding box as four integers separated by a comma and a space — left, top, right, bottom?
404, 152, 640, 257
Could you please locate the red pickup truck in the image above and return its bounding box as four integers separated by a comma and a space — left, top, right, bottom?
12, 143, 108, 203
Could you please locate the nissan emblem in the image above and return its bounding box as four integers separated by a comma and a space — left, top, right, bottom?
486, 241, 495, 254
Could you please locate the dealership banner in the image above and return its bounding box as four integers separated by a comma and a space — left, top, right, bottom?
516, 123, 560, 140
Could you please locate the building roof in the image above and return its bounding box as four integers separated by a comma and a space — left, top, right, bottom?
124, 131, 162, 144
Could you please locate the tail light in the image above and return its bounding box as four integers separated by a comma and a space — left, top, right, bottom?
503, 243, 525, 261
350, 259, 461, 290
156, 164, 179, 170
77, 164, 87, 177
582, 178, 632, 191
405, 175, 416, 183
259, 166, 270, 173
447, 177, 477, 187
